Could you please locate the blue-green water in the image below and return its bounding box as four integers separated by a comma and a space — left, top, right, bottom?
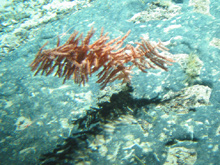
0, 0, 220, 164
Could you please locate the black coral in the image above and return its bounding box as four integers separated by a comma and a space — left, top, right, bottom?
30, 27, 174, 89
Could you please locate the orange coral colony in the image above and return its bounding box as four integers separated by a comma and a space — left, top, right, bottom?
30, 27, 174, 89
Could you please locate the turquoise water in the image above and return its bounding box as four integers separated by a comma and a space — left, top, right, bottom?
0, 0, 220, 164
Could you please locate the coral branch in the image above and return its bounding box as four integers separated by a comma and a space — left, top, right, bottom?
30, 27, 174, 89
